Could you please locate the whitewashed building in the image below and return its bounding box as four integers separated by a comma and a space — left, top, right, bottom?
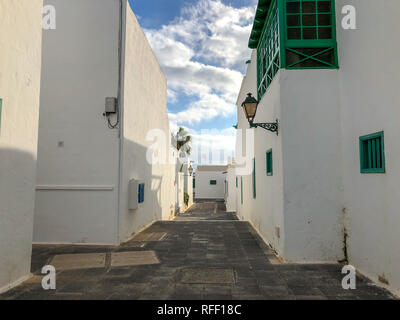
195, 165, 228, 200
181, 161, 194, 210
0, 0, 43, 293
236, 0, 400, 294
224, 165, 237, 212
34, 0, 175, 245
184, 172, 194, 209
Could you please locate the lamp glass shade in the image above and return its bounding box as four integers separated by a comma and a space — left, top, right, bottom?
241, 93, 258, 121
244, 102, 257, 119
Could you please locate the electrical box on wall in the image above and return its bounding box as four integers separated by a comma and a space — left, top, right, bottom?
105, 97, 117, 114
128, 179, 145, 210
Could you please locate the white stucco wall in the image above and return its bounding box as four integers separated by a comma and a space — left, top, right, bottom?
0, 0, 43, 292
336, 0, 400, 294
118, 2, 175, 242
195, 171, 226, 199
236, 52, 342, 262
236, 51, 285, 256
184, 173, 194, 209
280, 69, 343, 262
176, 172, 185, 212
34, 0, 121, 244
34, 0, 175, 245
235, 59, 256, 225
236, 1, 400, 293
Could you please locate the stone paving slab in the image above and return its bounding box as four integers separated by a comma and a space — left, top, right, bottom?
132, 232, 168, 242
111, 251, 160, 267
50, 253, 106, 271
176, 201, 237, 221
0, 201, 397, 300
181, 268, 235, 284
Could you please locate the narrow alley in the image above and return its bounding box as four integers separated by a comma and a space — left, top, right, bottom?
0, 201, 394, 300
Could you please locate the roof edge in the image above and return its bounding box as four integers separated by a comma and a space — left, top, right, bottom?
248, 0, 273, 49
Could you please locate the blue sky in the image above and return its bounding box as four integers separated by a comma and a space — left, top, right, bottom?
129, 0, 257, 162
130, 0, 254, 28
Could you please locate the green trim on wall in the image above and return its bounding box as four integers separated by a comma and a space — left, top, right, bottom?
266, 149, 273, 176
210, 180, 217, 185
257, 0, 280, 99
241, 177, 243, 205
359, 131, 386, 174
253, 158, 257, 199
249, 0, 274, 48
253, 0, 339, 100
283, 0, 339, 70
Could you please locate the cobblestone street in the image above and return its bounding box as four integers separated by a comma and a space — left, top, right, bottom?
0, 202, 395, 300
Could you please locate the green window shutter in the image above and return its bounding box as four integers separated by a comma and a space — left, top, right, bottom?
359, 131, 385, 174
253, 158, 256, 199
257, 0, 280, 99
283, 0, 338, 69
256, 0, 338, 100
266, 149, 273, 176
241, 177, 243, 205
236, 177, 238, 188
210, 180, 217, 185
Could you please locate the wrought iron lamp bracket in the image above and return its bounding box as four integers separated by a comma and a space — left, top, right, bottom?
250, 119, 279, 136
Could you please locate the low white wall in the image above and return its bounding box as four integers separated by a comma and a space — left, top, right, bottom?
0, 0, 43, 291
195, 171, 226, 199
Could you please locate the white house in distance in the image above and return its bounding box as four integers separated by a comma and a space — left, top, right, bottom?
195, 165, 228, 200
34, 0, 175, 245
0, 0, 43, 293
236, 0, 400, 294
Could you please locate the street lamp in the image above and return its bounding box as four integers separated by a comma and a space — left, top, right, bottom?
188, 165, 194, 176
241, 93, 279, 135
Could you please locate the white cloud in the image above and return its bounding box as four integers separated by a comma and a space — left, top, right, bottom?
169, 124, 237, 165
167, 89, 178, 103
143, 0, 256, 162
190, 127, 237, 165
144, 0, 255, 127
169, 93, 235, 125
183, 0, 256, 68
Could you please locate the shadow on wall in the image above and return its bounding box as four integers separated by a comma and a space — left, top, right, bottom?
120, 138, 174, 241
0, 148, 36, 290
